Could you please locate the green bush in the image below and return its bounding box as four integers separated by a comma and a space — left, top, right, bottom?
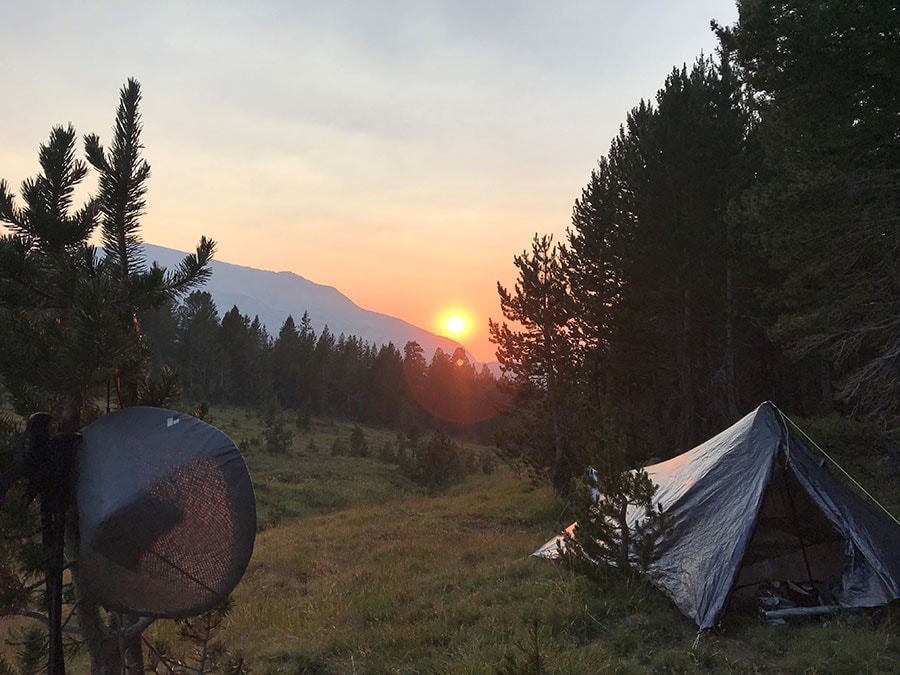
261, 415, 293, 454
402, 431, 482, 490
377, 439, 397, 463
330, 437, 348, 456
295, 409, 311, 431
349, 426, 369, 458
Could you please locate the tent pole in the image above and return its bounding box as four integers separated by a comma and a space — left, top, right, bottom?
782, 461, 814, 583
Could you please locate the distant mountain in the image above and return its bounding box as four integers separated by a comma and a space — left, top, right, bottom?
143, 243, 482, 365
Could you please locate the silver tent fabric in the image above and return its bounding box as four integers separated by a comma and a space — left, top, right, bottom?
77, 407, 256, 618
640, 403, 783, 628
783, 423, 900, 607
535, 402, 900, 629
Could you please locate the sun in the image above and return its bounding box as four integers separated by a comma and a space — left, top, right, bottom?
439, 309, 471, 338
445, 314, 467, 335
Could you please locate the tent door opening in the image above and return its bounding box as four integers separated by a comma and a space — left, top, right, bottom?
730, 458, 845, 612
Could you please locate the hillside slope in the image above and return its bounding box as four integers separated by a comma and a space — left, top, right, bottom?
144, 244, 478, 363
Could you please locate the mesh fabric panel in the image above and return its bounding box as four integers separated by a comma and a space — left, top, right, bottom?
78, 407, 256, 618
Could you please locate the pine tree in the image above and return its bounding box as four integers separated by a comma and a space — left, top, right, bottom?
272, 315, 301, 408
247, 315, 273, 404
0, 79, 214, 674
563, 464, 669, 577
295, 311, 317, 413
718, 0, 900, 426
175, 290, 223, 401
364, 343, 407, 427
311, 326, 336, 414
489, 234, 579, 494
562, 56, 760, 458
219, 305, 253, 404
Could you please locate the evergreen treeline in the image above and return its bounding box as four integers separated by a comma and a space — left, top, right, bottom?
141, 292, 506, 441
490, 0, 899, 494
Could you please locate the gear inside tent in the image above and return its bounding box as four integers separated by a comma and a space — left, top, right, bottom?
77, 407, 256, 618
535, 402, 900, 629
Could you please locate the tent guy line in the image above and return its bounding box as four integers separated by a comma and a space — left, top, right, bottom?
775, 405, 899, 525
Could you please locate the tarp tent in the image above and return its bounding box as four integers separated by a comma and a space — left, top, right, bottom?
535, 402, 900, 629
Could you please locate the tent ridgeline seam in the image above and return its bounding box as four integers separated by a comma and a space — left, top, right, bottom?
773, 404, 900, 526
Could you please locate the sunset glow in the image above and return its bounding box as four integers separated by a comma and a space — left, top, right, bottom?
0, 3, 736, 365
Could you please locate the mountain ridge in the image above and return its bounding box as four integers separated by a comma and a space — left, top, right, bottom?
143, 243, 490, 368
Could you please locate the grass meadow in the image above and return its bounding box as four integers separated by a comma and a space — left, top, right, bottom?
2, 404, 898, 673
152, 406, 898, 674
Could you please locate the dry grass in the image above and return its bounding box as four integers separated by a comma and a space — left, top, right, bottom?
3, 405, 898, 673
223, 471, 594, 672
214, 456, 898, 674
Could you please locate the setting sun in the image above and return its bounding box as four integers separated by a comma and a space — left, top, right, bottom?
446, 315, 467, 334
438, 309, 472, 339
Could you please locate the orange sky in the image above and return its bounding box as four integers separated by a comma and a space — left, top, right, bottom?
1, 1, 737, 363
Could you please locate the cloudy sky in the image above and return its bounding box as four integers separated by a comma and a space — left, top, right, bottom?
2, 1, 738, 362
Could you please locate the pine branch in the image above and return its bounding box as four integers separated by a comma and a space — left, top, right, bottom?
2, 126, 97, 252
38, 125, 88, 223
86, 78, 150, 281
0, 179, 27, 229
162, 237, 216, 298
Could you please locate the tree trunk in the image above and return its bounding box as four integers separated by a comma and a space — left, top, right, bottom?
548, 368, 568, 494
617, 501, 631, 571
90, 642, 119, 675
724, 224, 739, 420
87, 634, 143, 674
820, 358, 834, 413
677, 287, 696, 448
